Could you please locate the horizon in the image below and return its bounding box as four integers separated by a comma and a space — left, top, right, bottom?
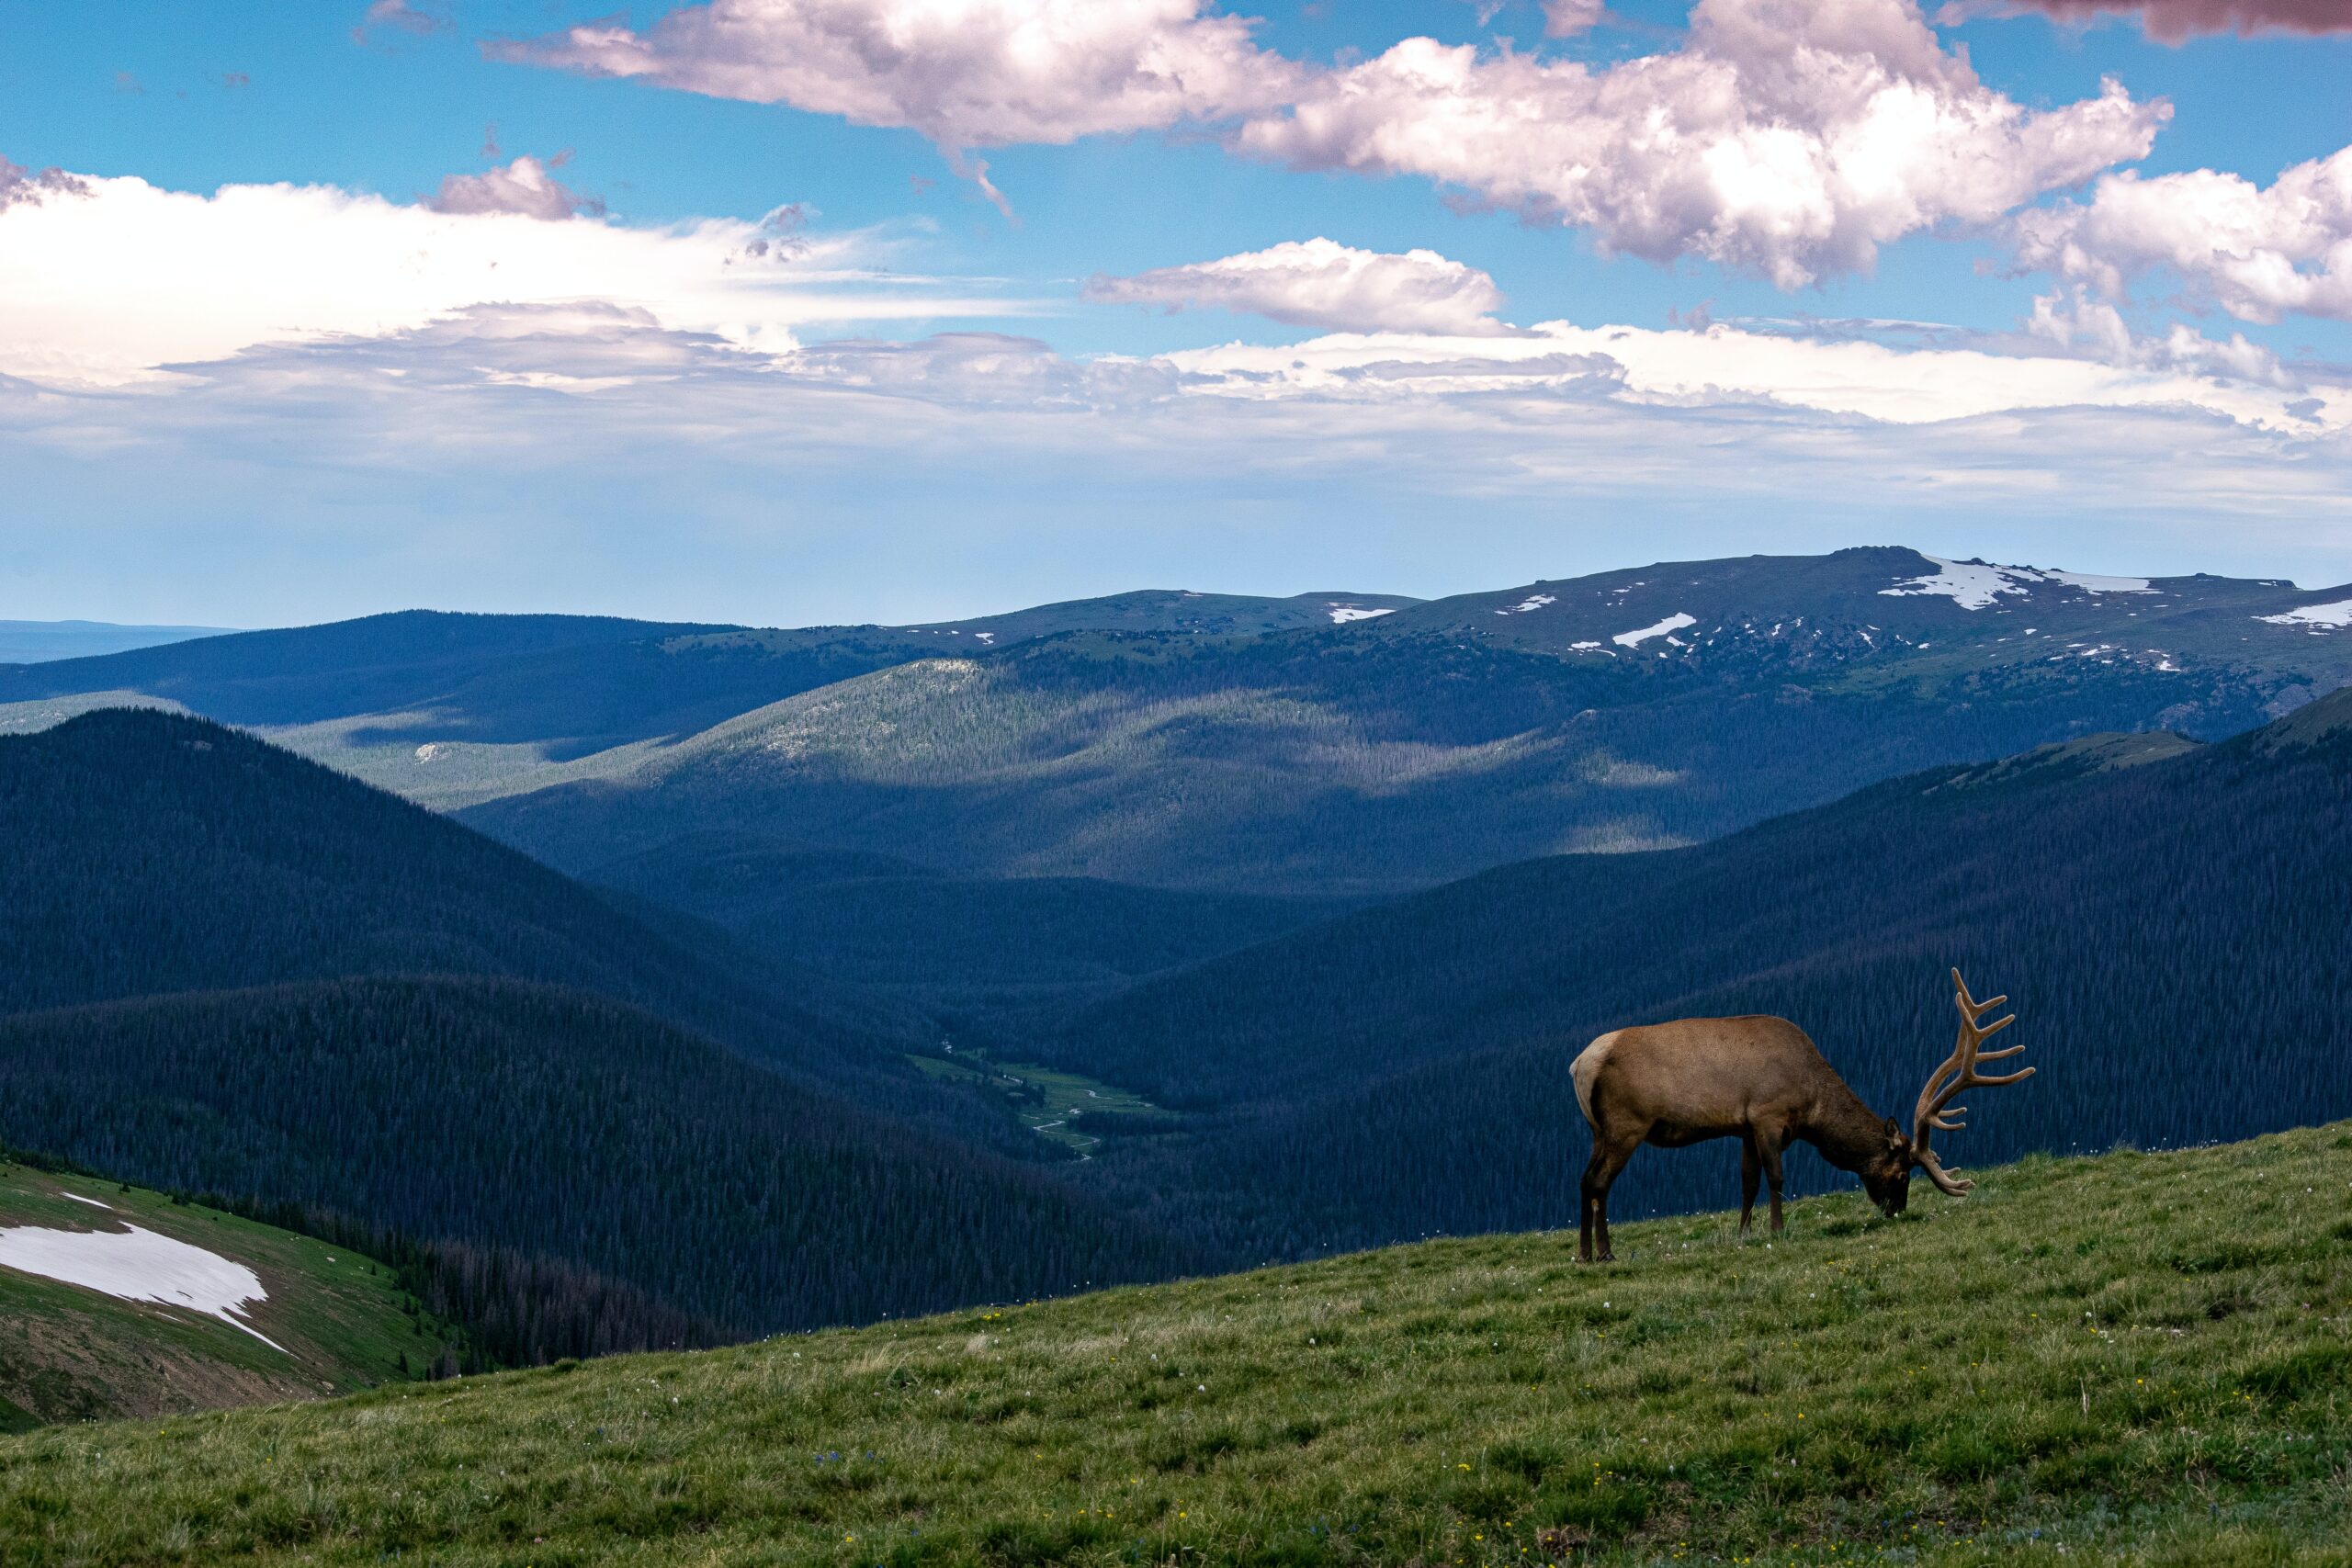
7, 540, 2352, 635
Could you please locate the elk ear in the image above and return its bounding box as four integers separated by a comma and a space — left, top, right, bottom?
1883, 1117, 1905, 1151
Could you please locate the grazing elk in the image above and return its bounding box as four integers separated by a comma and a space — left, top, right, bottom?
1570, 970, 2030, 1263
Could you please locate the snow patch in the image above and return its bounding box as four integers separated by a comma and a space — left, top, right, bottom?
58, 1192, 115, 1211
1503, 594, 1556, 615
2256, 599, 2352, 628
1326, 605, 1396, 624
413, 743, 442, 762
1613, 612, 1697, 649
0, 1221, 286, 1351
973, 630, 997, 643
1881, 556, 2154, 610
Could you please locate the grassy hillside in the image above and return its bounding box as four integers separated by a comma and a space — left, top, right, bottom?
5, 1125, 2346, 1565
0, 1161, 456, 1430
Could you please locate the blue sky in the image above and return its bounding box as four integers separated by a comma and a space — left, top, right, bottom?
4, 0, 2351, 626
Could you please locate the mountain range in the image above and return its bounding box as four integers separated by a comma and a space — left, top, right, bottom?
2, 546, 2348, 1393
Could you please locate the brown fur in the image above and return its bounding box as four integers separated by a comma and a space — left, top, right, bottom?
1569, 1015, 1911, 1263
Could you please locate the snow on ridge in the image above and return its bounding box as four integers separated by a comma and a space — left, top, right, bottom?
1881, 556, 2154, 611
2256, 599, 2352, 629
1327, 605, 1396, 624
1613, 612, 1697, 649
0, 1221, 287, 1351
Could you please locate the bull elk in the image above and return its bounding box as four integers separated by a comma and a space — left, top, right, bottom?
1569, 970, 2030, 1262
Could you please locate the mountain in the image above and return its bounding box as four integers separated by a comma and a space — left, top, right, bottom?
0, 620, 232, 666
461, 548, 2349, 893
5, 554, 2343, 895
0, 977, 1200, 1339
0, 593, 1421, 811
0, 710, 1211, 1334
0, 706, 950, 1119
911, 587, 1422, 644
7, 1123, 2346, 1565
1038, 685, 2352, 1257
0, 1156, 458, 1428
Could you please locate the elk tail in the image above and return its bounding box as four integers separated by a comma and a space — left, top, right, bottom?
1571, 1032, 1619, 1127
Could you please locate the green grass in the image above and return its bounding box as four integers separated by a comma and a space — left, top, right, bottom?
910, 1052, 1167, 1155
4, 1125, 2349, 1566
0, 1163, 458, 1427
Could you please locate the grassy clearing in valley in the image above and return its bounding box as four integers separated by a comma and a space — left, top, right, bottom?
3, 1125, 2348, 1566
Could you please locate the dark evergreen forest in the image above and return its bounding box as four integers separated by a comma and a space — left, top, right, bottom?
0, 976, 1199, 1336
1049, 705, 2352, 1258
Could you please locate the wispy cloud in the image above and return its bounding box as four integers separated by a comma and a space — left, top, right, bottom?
1086, 239, 1511, 334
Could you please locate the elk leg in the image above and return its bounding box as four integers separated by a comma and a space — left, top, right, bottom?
1738, 1134, 1761, 1235
1580, 1132, 1642, 1264
1758, 1128, 1788, 1235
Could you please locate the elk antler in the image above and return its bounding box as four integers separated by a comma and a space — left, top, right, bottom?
1911, 967, 2032, 1197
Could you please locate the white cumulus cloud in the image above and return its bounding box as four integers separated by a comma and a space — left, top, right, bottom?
426, 153, 598, 220
1085, 238, 1510, 334
2012, 145, 2352, 324
487, 0, 1297, 150
1238, 0, 2167, 289
490, 0, 2164, 288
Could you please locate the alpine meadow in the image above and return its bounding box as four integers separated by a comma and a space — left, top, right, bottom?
5, 1, 2352, 1563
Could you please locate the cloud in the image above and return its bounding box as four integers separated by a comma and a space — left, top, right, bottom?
356, 1, 440, 38
1168, 317, 2344, 432
1238, 0, 2167, 288
427, 153, 600, 220
0, 164, 1042, 388
9, 300, 2347, 631
0, 157, 91, 214
1951, 0, 2352, 40
486, 0, 1297, 150
490, 0, 2159, 288
1544, 0, 1608, 35
2012, 145, 2352, 323
1085, 238, 1510, 333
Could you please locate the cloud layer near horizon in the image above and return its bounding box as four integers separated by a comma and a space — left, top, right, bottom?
1085, 239, 1511, 334
0, 163, 1026, 388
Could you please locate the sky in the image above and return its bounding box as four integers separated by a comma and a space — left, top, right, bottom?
3, 0, 2351, 628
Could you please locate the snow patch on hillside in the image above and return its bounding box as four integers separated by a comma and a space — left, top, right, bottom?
1613, 613, 1696, 648
1881, 557, 2154, 610
1326, 605, 1395, 624
2256, 599, 2352, 629
0, 1221, 286, 1351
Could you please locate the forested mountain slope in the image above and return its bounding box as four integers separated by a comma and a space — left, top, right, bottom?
1049, 693, 2352, 1257
0, 707, 973, 1128
0, 978, 1199, 1339
587, 830, 1351, 1015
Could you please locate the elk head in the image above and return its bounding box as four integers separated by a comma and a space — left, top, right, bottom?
1901, 967, 2034, 1203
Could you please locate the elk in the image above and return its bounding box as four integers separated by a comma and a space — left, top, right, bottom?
1570, 970, 2030, 1263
